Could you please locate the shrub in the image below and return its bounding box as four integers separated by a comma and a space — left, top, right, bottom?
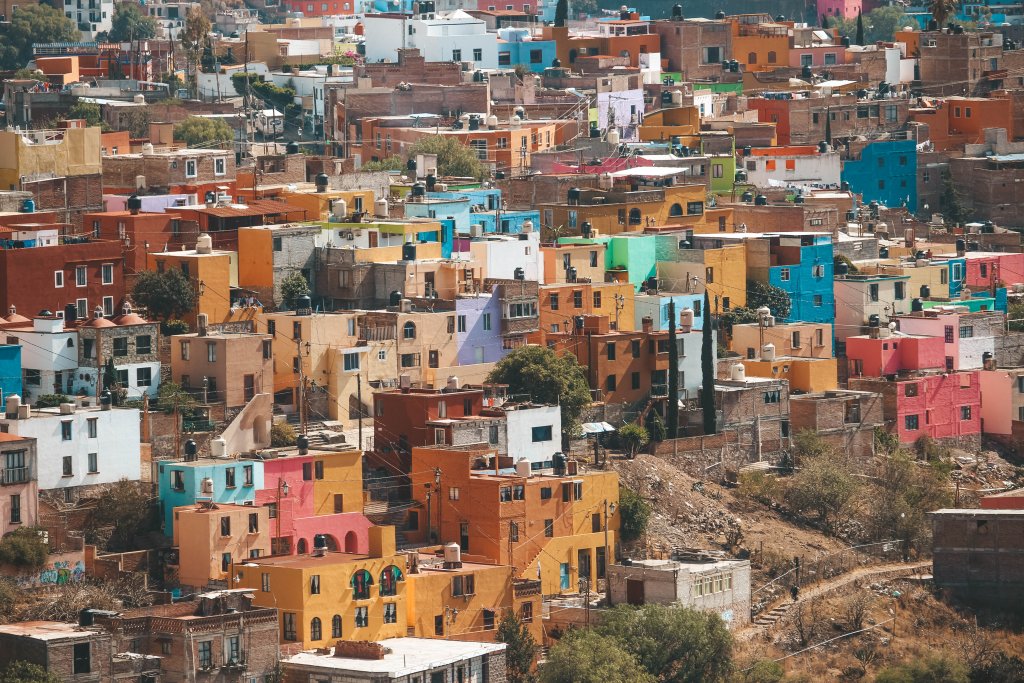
271, 421, 297, 447
0, 528, 48, 569
618, 485, 652, 542
618, 423, 650, 458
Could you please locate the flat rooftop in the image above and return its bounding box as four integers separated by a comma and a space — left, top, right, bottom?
0, 621, 99, 641
284, 638, 505, 675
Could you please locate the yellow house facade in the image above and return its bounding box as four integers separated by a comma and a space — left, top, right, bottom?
741, 356, 838, 393
0, 126, 102, 189
148, 243, 236, 326
279, 187, 376, 221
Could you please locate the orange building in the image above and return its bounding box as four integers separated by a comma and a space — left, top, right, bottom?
910, 95, 1017, 152
730, 15, 791, 72
84, 210, 187, 273
637, 106, 701, 143
541, 17, 660, 69
172, 503, 273, 591
409, 445, 619, 596
540, 241, 607, 285
535, 281, 636, 338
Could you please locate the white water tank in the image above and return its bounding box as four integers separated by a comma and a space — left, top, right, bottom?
60, 402, 75, 414
211, 437, 227, 457
521, 220, 533, 233
142, 143, 155, 154
756, 306, 771, 319
680, 307, 694, 331
761, 343, 776, 361
446, 376, 460, 390
375, 199, 389, 217
331, 199, 348, 220
134, 94, 145, 104
515, 458, 532, 478
599, 173, 613, 190
671, 90, 684, 106
5, 395, 20, 418
196, 233, 213, 254
444, 543, 462, 564
400, 299, 413, 313
607, 129, 620, 145
487, 114, 499, 128
730, 364, 746, 381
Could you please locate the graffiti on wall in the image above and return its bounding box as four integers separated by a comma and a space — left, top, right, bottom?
38, 559, 86, 585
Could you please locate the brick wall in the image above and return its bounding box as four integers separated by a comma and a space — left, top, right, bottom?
23, 174, 104, 229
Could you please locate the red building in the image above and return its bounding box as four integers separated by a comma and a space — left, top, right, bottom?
372, 386, 488, 470
83, 210, 190, 273
0, 237, 126, 320
845, 329, 945, 378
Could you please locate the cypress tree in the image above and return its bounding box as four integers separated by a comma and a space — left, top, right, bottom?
667, 299, 679, 438
855, 10, 864, 45
555, 0, 568, 27
701, 291, 717, 435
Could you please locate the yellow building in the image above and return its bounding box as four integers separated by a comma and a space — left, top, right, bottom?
279, 186, 376, 222
236, 526, 408, 648
535, 282, 636, 342
0, 125, 101, 189
729, 321, 833, 359
540, 242, 608, 285
173, 503, 272, 591
148, 235, 236, 326
860, 261, 951, 300
405, 552, 544, 643
659, 244, 748, 312
637, 106, 701, 143
741, 356, 837, 392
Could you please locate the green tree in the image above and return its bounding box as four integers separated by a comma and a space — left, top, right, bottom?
595, 604, 733, 683
108, 1, 158, 42
738, 660, 785, 683
554, 0, 568, 26
156, 381, 197, 415
927, 0, 959, 27
645, 411, 667, 442
279, 272, 311, 309
33, 394, 70, 408
117, 107, 151, 138
970, 653, 1024, 683
0, 662, 61, 683
86, 479, 155, 551
863, 450, 952, 554
0, 5, 78, 71
719, 306, 760, 333
66, 101, 104, 128
180, 6, 212, 97
130, 269, 198, 320
271, 421, 297, 447
785, 450, 859, 532
0, 527, 48, 569
618, 485, 651, 542
496, 610, 536, 683
792, 430, 834, 462
702, 290, 717, 435
940, 170, 970, 225
746, 280, 791, 320
572, 0, 599, 17
540, 629, 655, 683
407, 135, 485, 179
361, 156, 404, 172
174, 116, 233, 148
855, 10, 864, 44
618, 422, 649, 458
486, 346, 591, 440
876, 654, 969, 683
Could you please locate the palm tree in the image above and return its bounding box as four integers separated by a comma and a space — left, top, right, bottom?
929, 0, 958, 27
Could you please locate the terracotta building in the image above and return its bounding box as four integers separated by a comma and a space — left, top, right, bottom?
171, 320, 274, 408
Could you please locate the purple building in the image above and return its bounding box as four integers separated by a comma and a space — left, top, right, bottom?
456, 294, 504, 365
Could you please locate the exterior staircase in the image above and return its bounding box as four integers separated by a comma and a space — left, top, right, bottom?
752, 604, 791, 627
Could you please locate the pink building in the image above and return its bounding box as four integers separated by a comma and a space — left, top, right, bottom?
846, 330, 945, 378
0, 434, 37, 534
817, 0, 862, 21
895, 309, 1004, 371
851, 371, 981, 445
252, 446, 374, 557
961, 252, 1024, 291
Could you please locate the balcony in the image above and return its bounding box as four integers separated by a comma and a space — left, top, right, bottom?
0, 467, 29, 485
982, 68, 1008, 81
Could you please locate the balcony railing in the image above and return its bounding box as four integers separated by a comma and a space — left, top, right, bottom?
182, 419, 217, 433
0, 467, 29, 485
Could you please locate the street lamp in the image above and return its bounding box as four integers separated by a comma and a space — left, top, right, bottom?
275, 478, 290, 555
604, 500, 616, 604
202, 375, 209, 405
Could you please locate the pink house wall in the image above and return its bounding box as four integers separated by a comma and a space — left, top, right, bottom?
846, 334, 944, 377
964, 253, 1024, 290
787, 45, 848, 69
896, 371, 980, 443
817, 0, 862, 21
897, 314, 960, 369
978, 370, 1013, 435
255, 459, 373, 555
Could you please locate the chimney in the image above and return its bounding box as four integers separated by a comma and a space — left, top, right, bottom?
641, 316, 653, 334
197, 313, 209, 337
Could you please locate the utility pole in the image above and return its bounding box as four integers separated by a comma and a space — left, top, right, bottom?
296, 338, 309, 435
604, 499, 616, 605
667, 299, 679, 438
356, 373, 364, 450
434, 467, 442, 543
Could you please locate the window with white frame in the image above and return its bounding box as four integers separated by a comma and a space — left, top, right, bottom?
76, 265, 87, 287
215, 158, 226, 175
185, 159, 197, 178
54, 271, 64, 288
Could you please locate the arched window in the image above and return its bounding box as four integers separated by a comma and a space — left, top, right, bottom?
669, 203, 683, 217
380, 565, 404, 596
351, 569, 374, 600
628, 208, 642, 225
297, 538, 308, 554
403, 321, 416, 339
767, 50, 777, 64
310, 617, 322, 641
331, 614, 342, 638
748, 52, 757, 64
569, 48, 577, 63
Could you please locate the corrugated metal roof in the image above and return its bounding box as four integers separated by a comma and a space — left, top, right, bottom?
199, 200, 308, 218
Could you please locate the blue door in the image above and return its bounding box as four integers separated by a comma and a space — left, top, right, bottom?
559, 563, 570, 591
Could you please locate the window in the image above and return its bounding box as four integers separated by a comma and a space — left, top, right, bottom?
171, 470, 185, 491
352, 569, 373, 600
944, 325, 955, 343
310, 574, 321, 595
894, 282, 906, 300
544, 519, 553, 537
76, 298, 88, 319
686, 201, 704, 215
87, 452, 98, 474
302, 462, 313, 481
435, 615, 444, 636
791, 331, 801, 348
196, 640, 213, 669
184, 159, 197, 178
513, 485, 525, 501
180, 341, 191, 360
344, 353, 360, 371
470, 139, 487, 160
961, 406, 972, 420
262, 573, 270, 592
403, 321, 416, 339
214, 158, 226, 176
10, 494, 21, 524
55, 270, 64, 288
702, 46, 721, 63
61, 421, 73, 441
483, 609, 495, 630
763, 390, 781, 404
136, 367, 152, 387
457, 315, 467, 333
549, 293, 559, 311
573, 290, 583, 308
605, 374, 617, 391
207, 342, 217, 362
282, 613, 297, 641
112, 337, 128, 357
473, 48, 482, 61
452, 574, 475, 596
869, 283, 879, 302
959, 325, 974, 339
509, 522, 519, 542
532, 425, 552, 442
521, 601, 534, 623
76, 265, 87, 287
330, 614, 343, 638
780, 268, 790, 282
315, 460, 324, 480
383, 602, 398, 624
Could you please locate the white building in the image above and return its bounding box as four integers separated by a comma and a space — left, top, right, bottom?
743, 149, 842, 190
361, 10, 499, 68
281, 638, 507, 682
64, 0, 114, 40
6, 315, 79, 404
469, 232, 542, 282
0, 400, 141, 500
504, 403, 561, 470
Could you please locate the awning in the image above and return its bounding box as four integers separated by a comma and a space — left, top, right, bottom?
581, 422, 616, 434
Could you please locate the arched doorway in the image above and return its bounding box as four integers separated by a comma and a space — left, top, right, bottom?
296, 538, 308, 554
323, 535, 339, 551
344, 530, 359, 553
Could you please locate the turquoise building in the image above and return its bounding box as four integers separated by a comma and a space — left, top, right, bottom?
158, 458, 265, 534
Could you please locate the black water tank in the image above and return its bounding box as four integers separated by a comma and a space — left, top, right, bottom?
426, 174, 437, 190
552, 58, 561, 68
856, 88, 869, 99
928, 19, 938, 30
801, 65, 813, 79
495, 171, 506, 179
411, 182, 426, 197
567, 266, 577, 282
672, 3, 682, 17
911, 298, 924, 312
315, 173, 329, 192
729, 60, 740, 72
721, 60, 730, 71
567, 187, 581, 205
184, 439, 198, 461
715, 10, 726, 19
64, 303, 78, 323
735, 170, 747, 182
775, 14, 785, 21
982, 221, 995, 233
841, 181, 850, 191
794, 194, 805, 204
313, 534, 327, 549
402, 242, 417, 261
514, 267, 525, 280
841, 36, 851, 47
38, 309, 53, 317
645, 276, 658, 291
968, 241, 980, 250
297, 433, 310, 453
552, 451, 566, 475
742, 145, 752, 156
468, 116, 480, 131
920, 285, 931, 298
741, 191, 754, 203
868, 314, 880, 327
100, 390, 112, 408
754, 194, 768, 206
286, 141, 300, 154
581, 221, 592, 238
818, 141, 829, 153
835, 261, 849, 276
407, 158, 417, 171
956, 238, 966, 252
127, 194, 143, 213
296, 295, 311, 313
389, 290, 403, 306
879, 246, 889, 258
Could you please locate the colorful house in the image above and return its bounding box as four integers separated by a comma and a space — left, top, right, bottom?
633, 292, 706, 332
841, 139, 918, 210
978, 367, 1024, 436
172, 503, 272, 590
895, 309, 1006, 371
158, 458, 265, 533
536, 281, 636, 339
235, 526, 408, 648
148, 235, 235, 326
846, 329, 945, 378
833, 272, 912, 343
730, 320, 833, 359
740, 355, 837, 393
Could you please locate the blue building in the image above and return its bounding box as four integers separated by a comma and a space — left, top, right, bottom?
764, 234, 835, 324
0, 344, 22, 402
408, 189, 539, 238
157, 458, 265, 534
497, 29, 557, 73
633, 292, 707, 331
841, 139, 918, 210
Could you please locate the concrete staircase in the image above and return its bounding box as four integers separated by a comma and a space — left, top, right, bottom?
752, 604, 791, 627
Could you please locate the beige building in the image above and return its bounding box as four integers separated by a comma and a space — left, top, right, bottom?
173, 503, 272, 591
729, 320, 833, 360
170, 323, 274, 408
